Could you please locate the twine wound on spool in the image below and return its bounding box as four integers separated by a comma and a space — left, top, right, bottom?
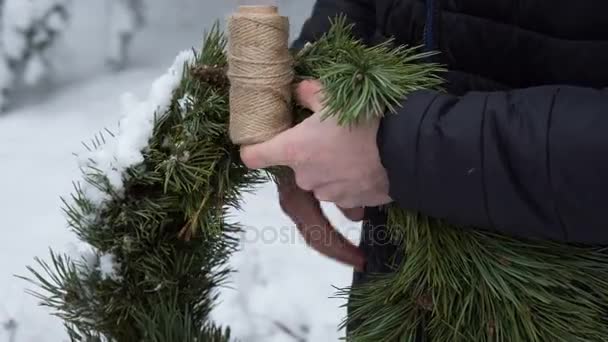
227, 5, 294, 145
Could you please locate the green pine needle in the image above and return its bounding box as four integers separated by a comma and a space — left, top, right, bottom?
340, 208, 608, 342
21, 22, 258, 341
294, 15, 445, 126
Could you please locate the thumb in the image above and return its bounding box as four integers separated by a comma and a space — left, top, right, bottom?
295, 79, 325, 113
240, 130, 294, 169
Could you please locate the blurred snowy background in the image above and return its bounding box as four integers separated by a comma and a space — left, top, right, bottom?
0, 0, 363, 341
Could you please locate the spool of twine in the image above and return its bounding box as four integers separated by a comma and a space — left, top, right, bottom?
227, 5, 294, 145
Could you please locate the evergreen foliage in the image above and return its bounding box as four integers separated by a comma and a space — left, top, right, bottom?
341, 208, 608, 341
23, 14, 605, 342
292, 18, 443, 125
22, 23, 255, 341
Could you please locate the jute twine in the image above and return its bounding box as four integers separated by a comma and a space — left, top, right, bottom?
227, 6, 294, 145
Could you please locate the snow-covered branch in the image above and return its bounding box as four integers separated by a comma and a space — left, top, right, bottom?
0, 0, 70, 110
106, 0, 145, 70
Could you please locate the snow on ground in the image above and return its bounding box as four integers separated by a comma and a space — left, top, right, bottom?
0, 68, 158, 342
0, 1, 360, 341
214, 188, 361, 342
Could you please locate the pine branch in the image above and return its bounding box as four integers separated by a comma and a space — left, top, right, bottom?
340, 209, 608, 342
132, 295, 232, 342
21, 22, 255, 341
293, 15, 445, 125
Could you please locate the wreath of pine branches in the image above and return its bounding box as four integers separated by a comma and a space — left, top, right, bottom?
22, 17, 608, 342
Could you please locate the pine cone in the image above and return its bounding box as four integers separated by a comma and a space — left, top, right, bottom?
193, 64, 229, 88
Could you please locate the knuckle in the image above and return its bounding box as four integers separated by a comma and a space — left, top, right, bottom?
239, 148, 254, 168
337, 199, 358, 209
314, 188, 336, 203
313, 191, 327, 202
295, 81, 317, 104
294, 173, 313, 191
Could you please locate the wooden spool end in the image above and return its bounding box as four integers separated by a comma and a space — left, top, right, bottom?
238, 5, 278, 15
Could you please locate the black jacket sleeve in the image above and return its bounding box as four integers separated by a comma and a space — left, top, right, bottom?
292, 0, 376, 50
378, 86, 608, 245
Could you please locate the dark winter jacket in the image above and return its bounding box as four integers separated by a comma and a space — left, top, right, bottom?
294, 0, 608, 246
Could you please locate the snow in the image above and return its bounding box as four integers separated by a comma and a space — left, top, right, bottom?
77, 49, 195, 202
1, 0, 70, 59
178, 92, 195, 115
107, 0, 142, 36
23, 55, 47, 87
67, 240, 98, 273
0, 1, 357, 341
98, 252, 121, 281
0, 0, 70, 110
2, 0, 33, 58
0, 68, 158, 342
106, 0, 145, 67
214, 191, 361, 342
0, 59, 13, 109
46, 9, 68, 32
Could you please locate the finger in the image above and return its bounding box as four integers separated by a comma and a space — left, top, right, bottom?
336, 192, 392, 210
294, 79, 325, 113
240, 130, 294, 169
313, 182, 348, 203
338, 206, 365, 222
358, 191, 393, 208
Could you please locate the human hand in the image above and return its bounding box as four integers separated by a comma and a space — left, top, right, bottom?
241, 79, 392, 209
239, 79, 392, 271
